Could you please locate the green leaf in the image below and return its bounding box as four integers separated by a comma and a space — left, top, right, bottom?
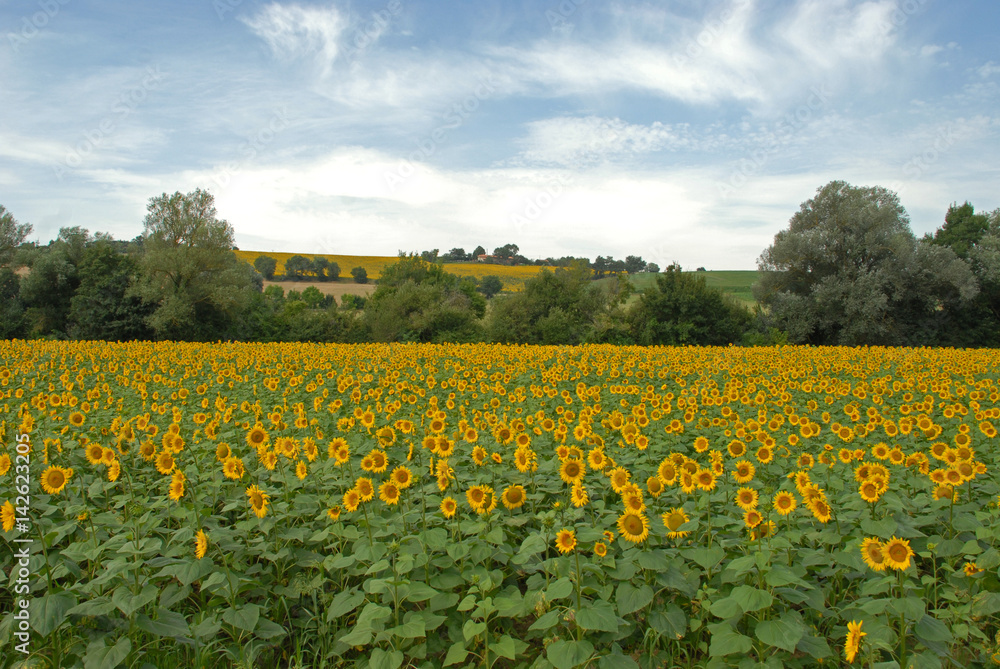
764, 564, 809, 588
369, 648, 404, 669
387, 618, 425, 639
708, 624, 753, 657
443, 643, 468, 666
494, 634, 517, 660
796, 634, 833, 659
576, 600, 619, 632
30, 593, 77, 636
112, 584, 157, 617
547, 640, 595, 669
914, 615, 952, 644
860, 517, 897, 538
405, 582, 438, 603
66, 597, 116, 618
755, 617, 804, 652
546, 577, 574, 601
730, 585, 773, 613
598, 654, 640, 669
648, 604, 687, 639
84, 636, 131, 669
616, 583, 654, 615
463, 620, 486, 641
683, 546, 725, 570
135, 608, 190, 638
327, 589, 365, 621
971, 592, 1000, 616
254, 618, 286, 640
709, 596, 741, 620
338, 624, 372, 647
457, 595, 477, 611
222, 603, 260, 632
529, 610, 561, 631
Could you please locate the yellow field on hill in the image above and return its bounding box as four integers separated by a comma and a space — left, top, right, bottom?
234, 250, 555, 290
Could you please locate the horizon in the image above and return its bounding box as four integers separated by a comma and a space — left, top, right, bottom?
2, 0, 999, 270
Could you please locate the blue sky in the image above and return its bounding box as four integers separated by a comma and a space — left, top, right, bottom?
1, 0, 998, 269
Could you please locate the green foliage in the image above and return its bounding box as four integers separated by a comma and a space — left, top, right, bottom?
131, 188, 261, 341
351, 266, 368, 284
926, 201, 991, 259
284, 255, 311, 280
477, 275, 503, 298
0, 267, 25, 338
68, 240, 153, 341
488, 262, 626, 344
755, 180, 977, 345
253, 255, 277, 280
362, 255, 485, 342
19, 227, 90, 336
0, 203, 32, 266
626, 263, 751, 345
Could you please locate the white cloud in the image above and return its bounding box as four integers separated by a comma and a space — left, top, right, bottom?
920, 44, 944, 57
240, 3, 347, 77
978, 61, 1000, 78
514, 116, 693, 166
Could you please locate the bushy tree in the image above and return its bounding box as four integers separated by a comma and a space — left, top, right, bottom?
19, 227, 90, 336
0, 268, 25, 338
478, 275, 503, 298
362, 255, 485, 342
0, 204, 32, 266
68, 239, 153, 340
627, 263, 750, 345
253, 255, 277, 280
284, 255, 311, 280
755, 180, 976, 345
351, 266, 368, 284
624, 255, 646, 274
131, 188, 260, 340
925, 202, 990, 259
488, 262, 626, 344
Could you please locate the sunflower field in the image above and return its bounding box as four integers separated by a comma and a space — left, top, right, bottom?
1, 341, 1000, 669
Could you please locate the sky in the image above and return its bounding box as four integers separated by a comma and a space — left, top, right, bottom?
1, 0, 998, 270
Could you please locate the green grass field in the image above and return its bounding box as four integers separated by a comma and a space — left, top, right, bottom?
614, 270, 760, 308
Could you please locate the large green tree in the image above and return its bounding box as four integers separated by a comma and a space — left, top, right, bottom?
627, 263, 751, 345
0, 204, 32, 266
19, 227, 90, 336
755, 181, 976, 345
68, 239, 154, 341
131, 188, 259, 340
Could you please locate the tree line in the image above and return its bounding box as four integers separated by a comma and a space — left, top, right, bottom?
1, 180, 998, 346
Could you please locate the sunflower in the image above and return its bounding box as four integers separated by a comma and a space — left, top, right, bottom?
261, 450, 278, 471
593, 541, 608, 557
40, 466, 72, 495
440, 496, 458, 518
223, 456, 245, 480
327, 506, 342, 522
471, 445, 487, 466
502, 484, 526, 510
844, 620, 865, 663
195, 530, 208, 560
391, 465, 413, 489
932, 484, 956, 502
751, 520, 776, 541
622, 491, 645, 513
735, 487, 758, 511
296, 461, 308, 480
1, 500, 15, 532
732, 460, 755, 484
168, 472, 185, 501
808, 498, 832, 523
662, 508, 690, 539
617, 511, 650, 544
155, 451, 175, 475
108, 460, 120, 483
215, 442, 231, 462
656, 458, 678, 486
646, 476, 664, 498
85, 443, 105, 464
964, 561, 984, 576
860, 538, 886, 572
69, 411, 85, 427
379, 481, 401, 505
466, 485, 489, 511
693, 436, 709, 453
755, 446, 773, 464
695, 468, 716, 492
772, 491, 797, 516
858, 480, 882, 503
609, 466, 631, 493
882, 537, 914, 571
727, 440, 747, 458
247, 485, 270, 518
559, 458, 586, 485
797, 453, 814, 469
139, 441, 156, 460
555, 529, 577, 554
343, 488, 361, 512
355, 477, 375, 502
743, 509, 763, 529
587, 448, 608, 471
246, 426, 269, 448
369, 449, 389, 474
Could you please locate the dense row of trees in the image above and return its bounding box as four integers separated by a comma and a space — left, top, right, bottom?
432, 244, 659, 276
1, 181, 997, 346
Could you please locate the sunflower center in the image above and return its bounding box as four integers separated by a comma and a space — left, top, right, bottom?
666, 512, 684, 531
622, 514, 644, 535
